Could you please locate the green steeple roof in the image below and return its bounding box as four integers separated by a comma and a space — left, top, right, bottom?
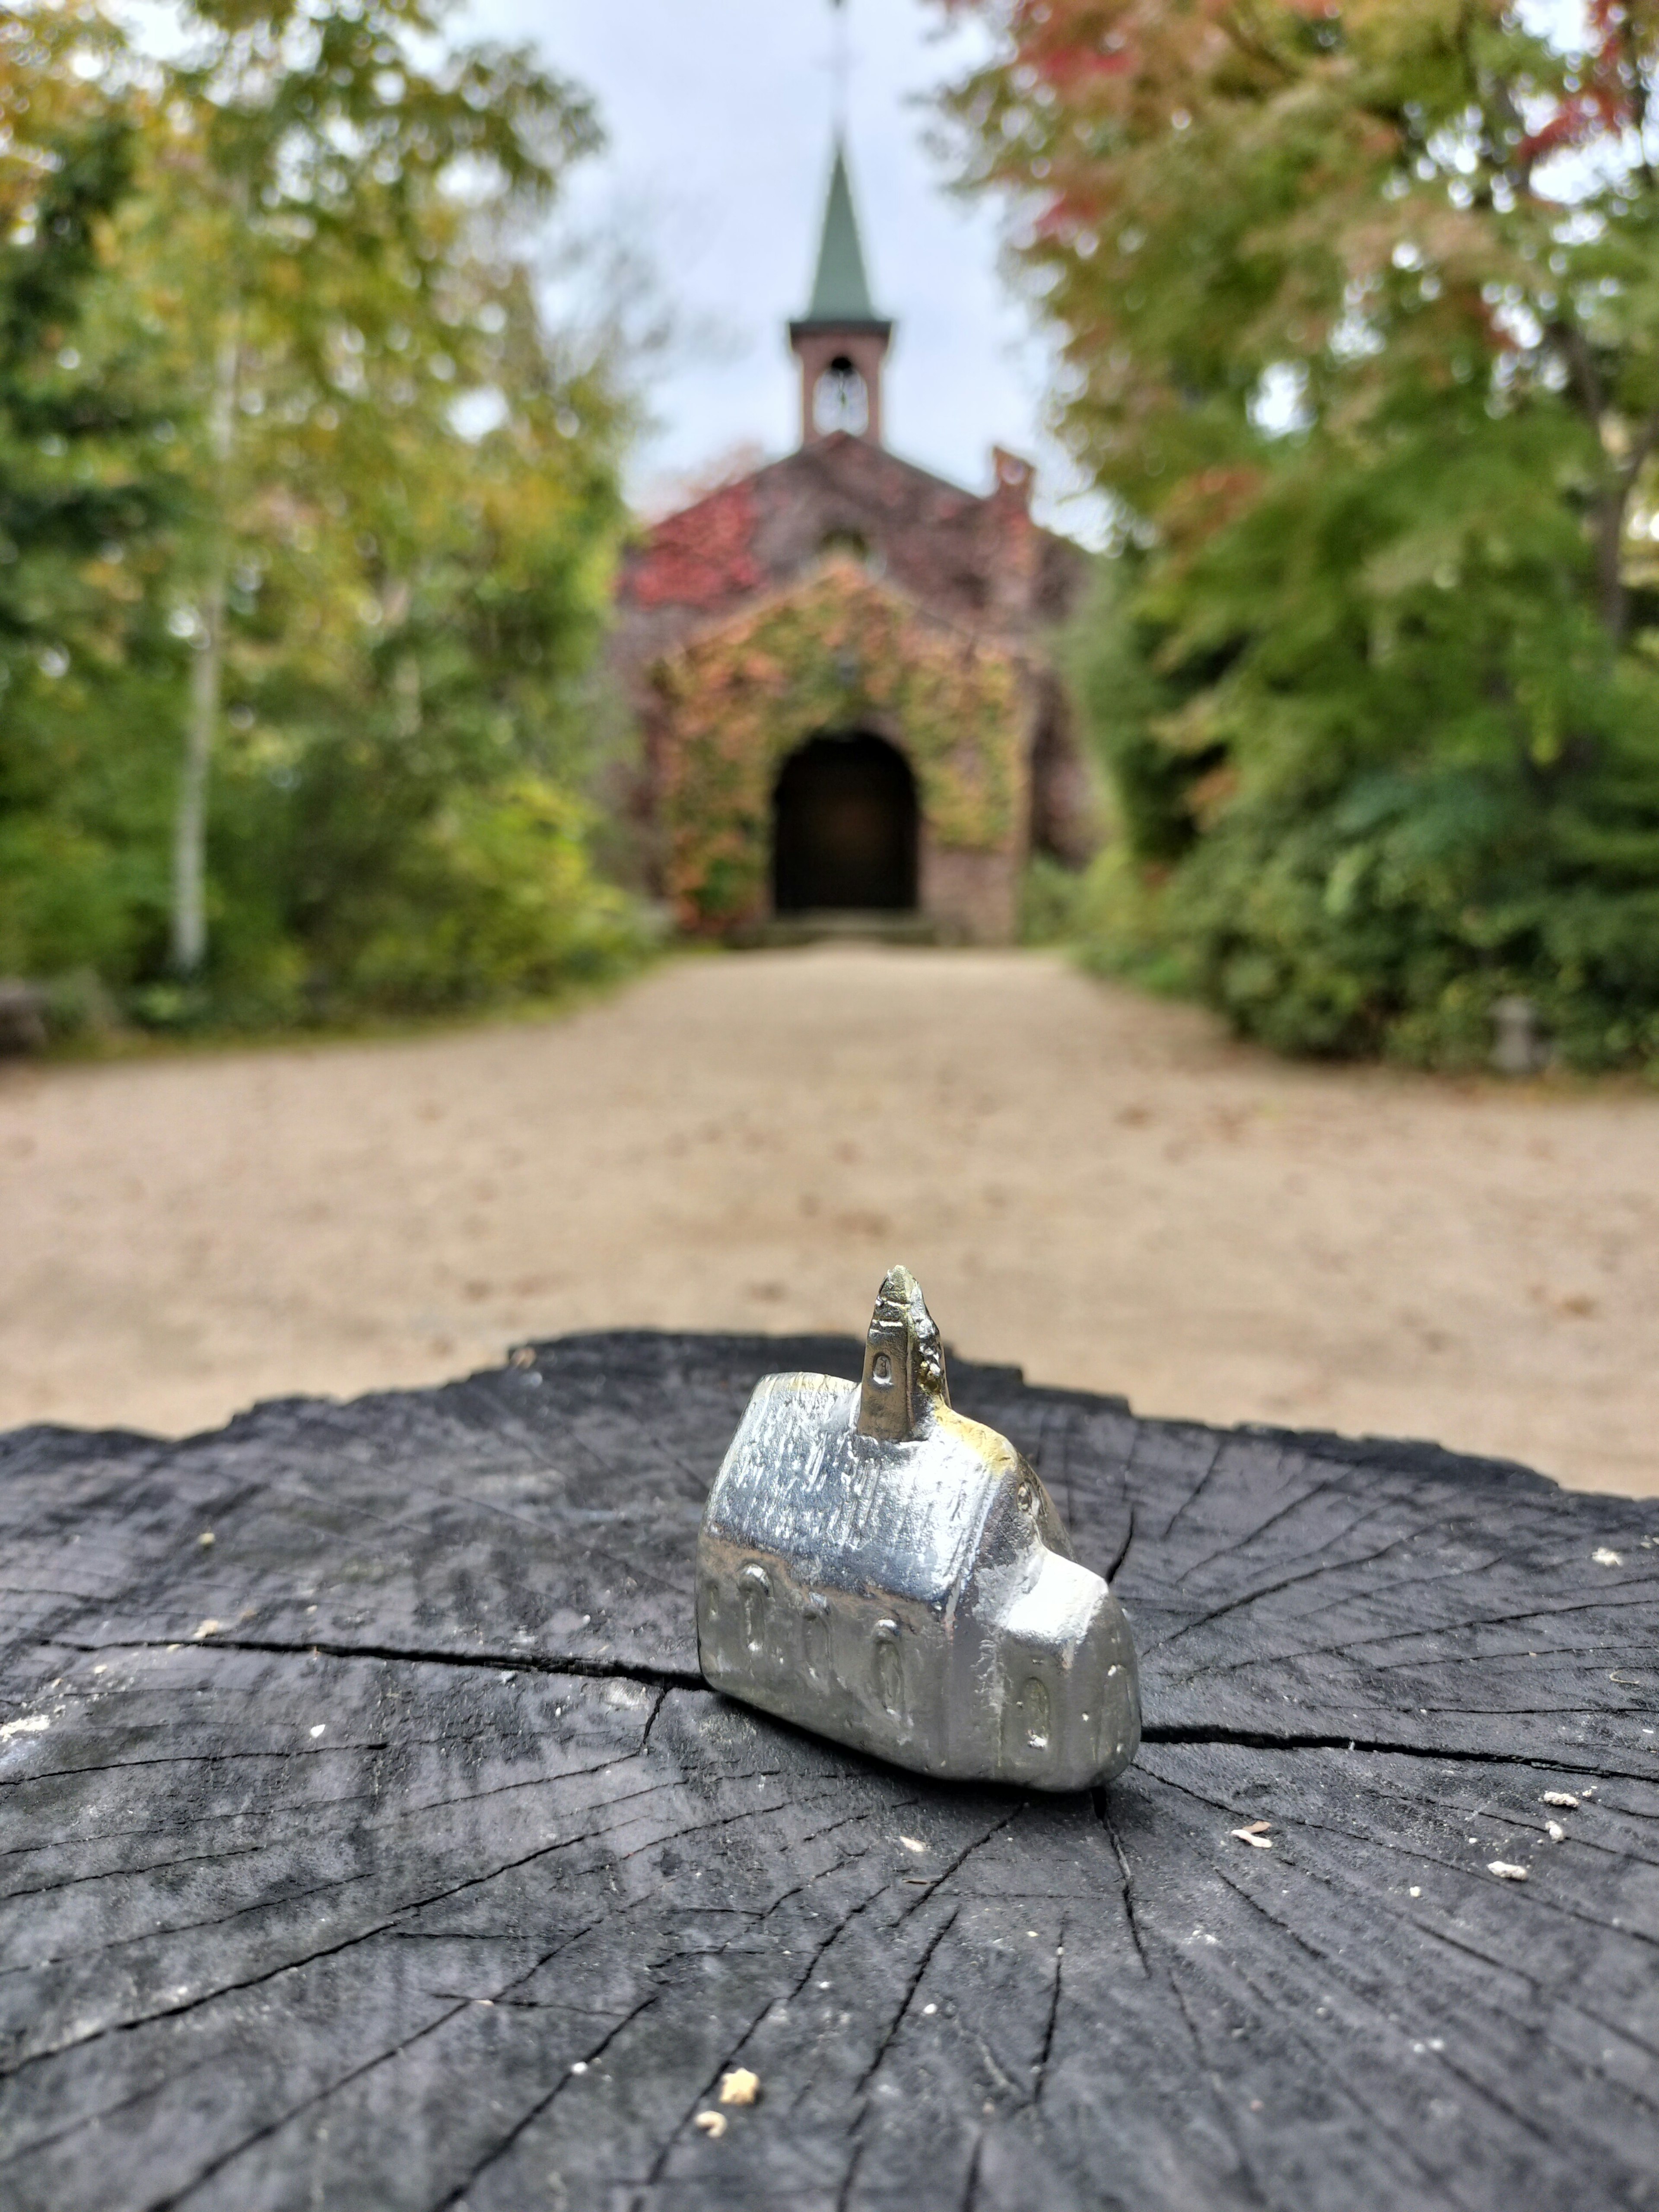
804, 137, 880, 323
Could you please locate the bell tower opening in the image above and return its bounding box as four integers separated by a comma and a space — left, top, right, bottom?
814, 355, 869, 437
772, 733, 918, 914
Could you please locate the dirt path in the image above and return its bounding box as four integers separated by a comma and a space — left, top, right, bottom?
3, 946, 1656, 1495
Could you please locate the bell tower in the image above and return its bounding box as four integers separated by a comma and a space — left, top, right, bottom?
788, 136, 893, 449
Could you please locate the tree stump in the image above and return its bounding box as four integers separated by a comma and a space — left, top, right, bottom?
1, 1332, 1655, 2211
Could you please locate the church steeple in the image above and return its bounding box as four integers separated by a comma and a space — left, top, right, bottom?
789, 133, 893, 448
806, 141, 877, 321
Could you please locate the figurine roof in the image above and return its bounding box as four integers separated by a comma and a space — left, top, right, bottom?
705, 1370, 1023, 1611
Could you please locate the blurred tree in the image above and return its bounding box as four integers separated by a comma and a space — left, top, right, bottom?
0, 6, 144, 627
940, 0, 1659, 1069
143, 0, 602, 977
0, 5, 169, 986
0, 1, 643, 1027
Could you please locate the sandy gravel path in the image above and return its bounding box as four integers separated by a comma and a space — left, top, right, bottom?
2, 946, 1656, 1495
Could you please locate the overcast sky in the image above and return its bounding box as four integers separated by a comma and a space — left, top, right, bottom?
463, 0, 1093, 528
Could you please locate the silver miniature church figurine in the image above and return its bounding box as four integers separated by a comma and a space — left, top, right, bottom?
697, 1267, 1140, 1790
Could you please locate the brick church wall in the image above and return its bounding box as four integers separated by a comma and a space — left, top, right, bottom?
610, 436, 1098, 941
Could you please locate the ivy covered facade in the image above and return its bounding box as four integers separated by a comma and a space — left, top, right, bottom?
610, 135, 1095, 943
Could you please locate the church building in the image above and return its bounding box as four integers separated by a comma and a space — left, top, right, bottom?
611, 137, 1096, 943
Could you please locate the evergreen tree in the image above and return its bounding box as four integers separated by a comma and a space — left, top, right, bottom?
0, 5, 168, 985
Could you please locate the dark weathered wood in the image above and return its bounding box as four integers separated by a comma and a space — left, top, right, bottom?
1, 1332, 1655, 2211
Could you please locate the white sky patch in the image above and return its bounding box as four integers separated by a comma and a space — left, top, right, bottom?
1249, 362, 1312, 439
98, 0, 1128, 543
450, 388, 510, 442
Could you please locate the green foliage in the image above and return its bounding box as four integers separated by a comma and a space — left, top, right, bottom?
1068, 542, 1659, 1068
1017, 855, 1093, 945
0, 2, 644, 1034
0, 8, 177, 986
942, 0, 1659, 1072
259, 776, 645, 1020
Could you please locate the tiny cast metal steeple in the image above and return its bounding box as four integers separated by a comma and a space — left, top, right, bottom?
789, 133, 893, 449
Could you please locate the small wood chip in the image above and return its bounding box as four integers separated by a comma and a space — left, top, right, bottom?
694, 2110, 726, 2139
191, 1620, 221, 1641
718, 2068, 760, 2107
1542, 1792, 1579, 1809
899, 1836, 926, 1853
1231, 1827, 1273, 1850
1592, 1548, 1623, 1567
1545, 1821, 1566, 1843
1487, 1861, 1529, 1881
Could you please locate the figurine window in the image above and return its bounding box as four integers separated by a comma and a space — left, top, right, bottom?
1020, 1676, 1052, 1751
738, 1562, 770, 1653
871, 1621, 904, 1718
814, 356, 869, 436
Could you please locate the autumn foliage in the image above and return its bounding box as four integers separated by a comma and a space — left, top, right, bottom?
940, 0, 1659, 1068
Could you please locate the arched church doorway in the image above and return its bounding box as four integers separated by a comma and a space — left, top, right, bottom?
772, 732, 918, 913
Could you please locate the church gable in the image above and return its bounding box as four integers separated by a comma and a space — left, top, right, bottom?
617, 437, 1075, 660
625, 479, 764, 614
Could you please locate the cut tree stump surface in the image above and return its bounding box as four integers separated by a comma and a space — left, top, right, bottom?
1, 1332, 1656, 2212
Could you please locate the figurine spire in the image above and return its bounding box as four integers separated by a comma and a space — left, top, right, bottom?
858, 1265, 950, 1440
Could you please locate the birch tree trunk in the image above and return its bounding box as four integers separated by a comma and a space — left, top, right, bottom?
170, 322, 240, 978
